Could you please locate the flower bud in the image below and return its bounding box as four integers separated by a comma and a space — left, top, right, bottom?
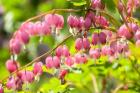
33, 62, 43, 75
21, 71, 34, 83
84, 17, 92, 30
89, 49, 101, 59
62, 45, 70, 57
53, 56, 60, 68
95, 16, 109, 27
6, 77, 16, 90
91, 0, 102, 9
65, 56, 74, 66
45, 14, 64, 30
6, 59, 19, 73
101, 46, 114, 56
74, 54, 87, 64
118, 24, 132, 39
9, 38, 21, 54
86, 11, 95, 22
45, 56, 54, 69
83, 37, 90, 49
56, 46, 63, 57
75, 38, 83, 50
67, 15, 79, 28
33, 21, 43, 35
42, 21, 51, 35
59, 69, 68, 79
15, 30, 30, 44
92, 32, 99, 45
99, 32, 107, 44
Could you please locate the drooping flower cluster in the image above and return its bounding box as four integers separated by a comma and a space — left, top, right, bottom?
1, 0, 140, 92
9, 14, 64, 55
67, 12, 109, 36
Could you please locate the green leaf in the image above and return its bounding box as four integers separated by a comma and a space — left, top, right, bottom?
71, 1, 86, 6
102, 0, 116, 12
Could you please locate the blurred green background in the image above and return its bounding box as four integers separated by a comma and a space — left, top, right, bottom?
0, 0, 140, 93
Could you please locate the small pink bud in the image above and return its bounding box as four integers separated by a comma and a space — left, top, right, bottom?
33, 62, 43, 75
83, 37, 90, 49
25, 22, 36, 36
6, 59, 19, 73
56, 46, 63, 57
91, 0, 102, 9
95, 16, 109, 27
74, 54, 87, 64
9, 38, 21, 54
92, 32, 99, 45
42, 21, 51, 35
62, 45, 70, 57
59, 69, 68, 79
65, 56, 74, 66
45, 14, 64, 30
101, 46, 114, 56
15, 30, 30, 44
55, 14, 64, 29
84, 17, 92, 30
78, 17, 85, 29
74, 54, 81, 64
89, 49, 101, 59
19, 22, 33, 35
99, 32, 107, 44
45, 56, 53, 69
67, 15, 79, 28
33, 21, 42, 35
75, 38, 83, 50
6, 77, 16, 90
80, 54, 88, 64
21, 71, 34, 83
86, 11, 95, 22
53, 56, 60, 68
